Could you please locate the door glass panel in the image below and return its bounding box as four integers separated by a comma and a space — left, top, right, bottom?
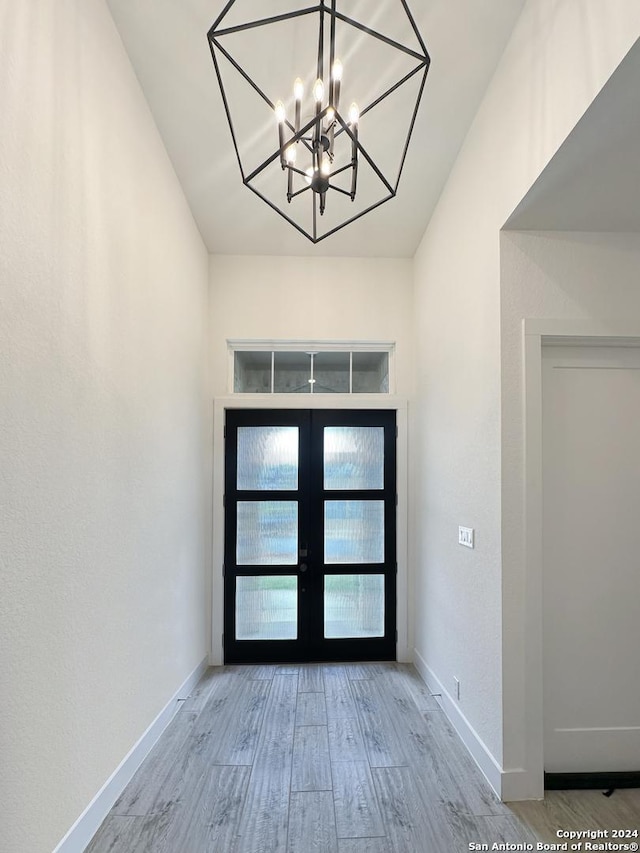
237, 427, 298, 491
237, 501, 298, 565
324, 500, 384, 564
323, 427, 384, 490
324, 574, 385, 638
236, 576, 298, 639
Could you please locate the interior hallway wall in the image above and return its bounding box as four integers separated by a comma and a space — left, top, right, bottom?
209, 253, 414, 653
209, 254, 414, 398
411, 0, 640, 798
501, 231, 640, 770
0, 2, 211, 851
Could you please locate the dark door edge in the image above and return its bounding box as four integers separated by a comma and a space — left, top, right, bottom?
544, 771, 640, 790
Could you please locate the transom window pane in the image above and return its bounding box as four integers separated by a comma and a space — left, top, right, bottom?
324, 574, 385, 638
324, 427, 384, 490
314, 352, 350, 393
352, 352, 389, 393
324, 500, 385, 564
236, 576, 297, 640
234, 351, 272, 393
273, 352, 311, 394
237, 427, 298, 491
236, 501, 298, 565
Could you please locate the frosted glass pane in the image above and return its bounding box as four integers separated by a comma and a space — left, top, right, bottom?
324, 574, 385, 638
324, 427, 384, 490
236, 576, 297, 640
324, 501, 384, 564
237, 427, 298, 490
237, 501, 298, 565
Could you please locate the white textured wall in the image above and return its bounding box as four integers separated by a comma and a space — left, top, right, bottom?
208, 254, 414, 658
501, 231, 640, 767
412, 0, 640, 789
0, 3, 210, 852
209, 254, 414, 398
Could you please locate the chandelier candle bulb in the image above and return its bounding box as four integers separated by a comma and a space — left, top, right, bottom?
313, 78, 324, 104
285, 145, 297, 165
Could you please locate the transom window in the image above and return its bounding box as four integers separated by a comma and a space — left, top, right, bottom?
230, 342, 393, 395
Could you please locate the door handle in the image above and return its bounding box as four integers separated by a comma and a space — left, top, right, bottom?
299, 563, 308, 573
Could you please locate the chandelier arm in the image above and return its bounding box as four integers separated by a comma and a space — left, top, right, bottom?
327, 184, 353, 198
312, 191, 318, 241
317, 1, 325, 83
286, 123, 319, 166
392, 65, 429, 193
212, 6, 321, 39
354, 137, 393, 196
329, 0, 336, 106
314, 2, 325, 146
208, 0, 236, 37
245, 183, 318, 243
400, 0, 430, 60
287, 165, 312, 179
212, 38, 275, 113
244, 149, 284, 185
332, 11, 427, 63
328, 162, 352, 179
360, 62, 426, 120
333, 61, 425, 141
350, 151, 357, 199
242, 113, 321, 185
208, 38, 245, 181
289, 185, 313, 200
314, 193, 395, 243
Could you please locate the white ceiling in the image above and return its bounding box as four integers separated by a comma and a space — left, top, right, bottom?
506, 38, 640, 232
107, 0, 527, 257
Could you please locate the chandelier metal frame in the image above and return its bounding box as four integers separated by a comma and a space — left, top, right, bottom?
208, 1, 430, 243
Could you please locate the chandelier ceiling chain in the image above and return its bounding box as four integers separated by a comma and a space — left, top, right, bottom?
208, 1, 430, 243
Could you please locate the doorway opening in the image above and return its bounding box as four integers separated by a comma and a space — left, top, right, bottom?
223, 409, 397, 663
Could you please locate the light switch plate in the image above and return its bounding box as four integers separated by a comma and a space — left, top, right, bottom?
458, 526, 474, 548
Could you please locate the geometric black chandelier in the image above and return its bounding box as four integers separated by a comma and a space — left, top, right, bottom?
208, 1, 430, 243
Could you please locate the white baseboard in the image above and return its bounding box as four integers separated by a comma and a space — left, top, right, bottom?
52, 656, 209, 853
501, 767, 544, 802
413, 648, 504, 799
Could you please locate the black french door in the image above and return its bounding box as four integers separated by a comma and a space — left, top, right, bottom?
223, 409, 396, 663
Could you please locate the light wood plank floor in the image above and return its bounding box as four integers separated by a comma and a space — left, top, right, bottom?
87, 663, 640, 852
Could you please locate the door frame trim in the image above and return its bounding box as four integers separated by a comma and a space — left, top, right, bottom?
518, 319, 640, 801
211, 395, 409, 666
